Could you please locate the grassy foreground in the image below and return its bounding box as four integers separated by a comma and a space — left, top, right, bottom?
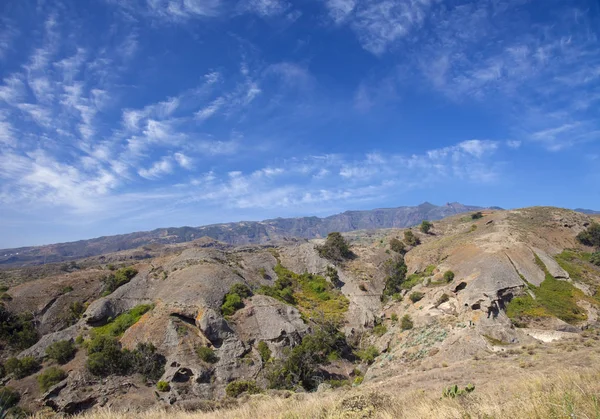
38, 367, 600, 419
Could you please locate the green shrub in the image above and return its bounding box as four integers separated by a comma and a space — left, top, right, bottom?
46, 340, 76, 364
401, 315, 413, 331
435, 293, 450, 307
353, 376, 364, 385
196, 346, 218, 364
315, 232, 354, 262
103, 266, 138, 295
389, 238, 406, 254
577, 223, 600, 248
257, 341, 271, 363
382, 256, 408, 298
156, 381, 170, 392
86, 335, 165, 380
443, 271, 455, 282
5, 356, 40, 379
403, 230, 420, 246
373, 324, 387, 337
420, 221, 433, 234
391, 313, 398, 322
92, 304, 153, 337
65, 301, 86, 326
443, 383, 475, 398
225, 380, 261, 398
471, 212, 483, 220
221, 284, 252, 316
75, 335, 84, 345
61, 286, 74, 294
590, 252, 600, 266
258, 268, 268, 279
267, 322, 348, 390
0, 307, 39, 350
409, 291, 424, 303
355, 345, 379, 364
0, 386, 20, 409
37, 367, 67, 392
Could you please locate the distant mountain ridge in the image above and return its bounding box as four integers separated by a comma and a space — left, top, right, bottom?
0, 202, 493, 267
575, 208, 600, 215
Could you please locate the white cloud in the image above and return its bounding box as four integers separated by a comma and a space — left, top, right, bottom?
240, 0, 290, 17
138, 157, 174, 179
174, 152, 193, 169
145, 0, 222, 20
196, 97, 225, 121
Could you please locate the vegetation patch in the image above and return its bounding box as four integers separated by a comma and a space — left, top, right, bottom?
0, 387, 20, 409
403, 230, 420, 246
257, 263, 349, 322
409, 292, 424, 303
226, 380, 262, 398
257, 341, 271, 363
196, 346, 218, 364
0, 306, 39, 350
5, 356, 40, 379
156, 380, 170, 392
315, 232, 354, 262
37, 367, 67, 392
102, 266, 138, 296
355, 345, 379, 364
92, 304, 153, 337
221, 283, 252, 316
506, 254, 587, 325
46, 340, 76, 364
577, 223, 600, 248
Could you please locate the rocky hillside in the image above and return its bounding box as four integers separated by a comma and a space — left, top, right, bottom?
1, 207, 599, 417
0, 202, 490, 267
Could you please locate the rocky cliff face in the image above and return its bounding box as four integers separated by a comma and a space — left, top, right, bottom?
1, 206, 599, 415
0, 202, 489, 267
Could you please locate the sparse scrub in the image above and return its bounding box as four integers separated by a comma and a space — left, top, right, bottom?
471, 211, 483, 219
37, 367, 67, 392
577, 223, 600, 248
404, 230, 420, 246
0, 306, 39, 350
382, 256, 408, 297
434, 293, 449, 307
315, 232, 354, 262
355, 345, 379, 364
443, 271, 455, 282
156, 381, 170, 392
409, 292, 424, 303
221, 283, 252, 316
46, 339, 76, 364
102, 266, 138, 296
257, 341, 271, 363
442, 383, 475, 398
196, 346, 218, 364
389, 238, 406, 254
401, 315, 413, 330
0, 387, 20, 409
373, 324, 387, 337
5, 356, 40, 379
420, 221, 433, 234
225, 380, 261, 398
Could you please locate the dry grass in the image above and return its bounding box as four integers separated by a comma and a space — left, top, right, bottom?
43, 367, 600, 419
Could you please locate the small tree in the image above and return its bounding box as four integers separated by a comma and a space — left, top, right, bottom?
196, 346, 218, 364
443, 271, 455, 283
46, 340, 76, 364
316, 232, 353, 262
471, 212, 483, 220
37, 367, 67, 392
401, 315, 413, 331
420, 221, 433, 234
577, 223, 600, 249
389, 238, 406, 254
404, 230, 420, 246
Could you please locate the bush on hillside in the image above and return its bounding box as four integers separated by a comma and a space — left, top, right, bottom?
404, 230, 420, 246
196, 346, 218, 364
355, 345, 379, 364
471, 212, 483, 220
37, 367, 67, 392
591, 252, 600, 266
382, 256, 408, 298
257, 341, 272, 363
389, 238, 406, 254
577, 223, 600, 248
0, 387, 20, 409
221, 283, 252, 316
401, 315, 414, 331
156, 381, 170, 392
46, 340, 76, 365
409, 292, 424, 303
226, 380, 261, 398
103, 266, 138, 295
420, 221, 433, 234
5, 356, 40, 379
315, 232, 354, 262
444, 271, 455, 282
0, 306, 39, 350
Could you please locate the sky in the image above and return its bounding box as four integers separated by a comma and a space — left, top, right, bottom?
0, 0, 599, 248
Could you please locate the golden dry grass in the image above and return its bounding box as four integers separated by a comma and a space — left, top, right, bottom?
39, 367, 600, 419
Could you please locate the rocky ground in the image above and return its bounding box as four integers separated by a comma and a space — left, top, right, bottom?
1, 206, 599, 417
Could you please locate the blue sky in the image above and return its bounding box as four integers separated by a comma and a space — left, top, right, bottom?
0, 0, 599, 248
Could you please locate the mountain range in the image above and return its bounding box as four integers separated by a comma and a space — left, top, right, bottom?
0, 202, 492, 267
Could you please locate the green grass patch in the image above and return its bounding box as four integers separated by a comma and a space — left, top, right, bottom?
92, 304, 153, 337
506, 253, 587, 325
257, 263, 349, 322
